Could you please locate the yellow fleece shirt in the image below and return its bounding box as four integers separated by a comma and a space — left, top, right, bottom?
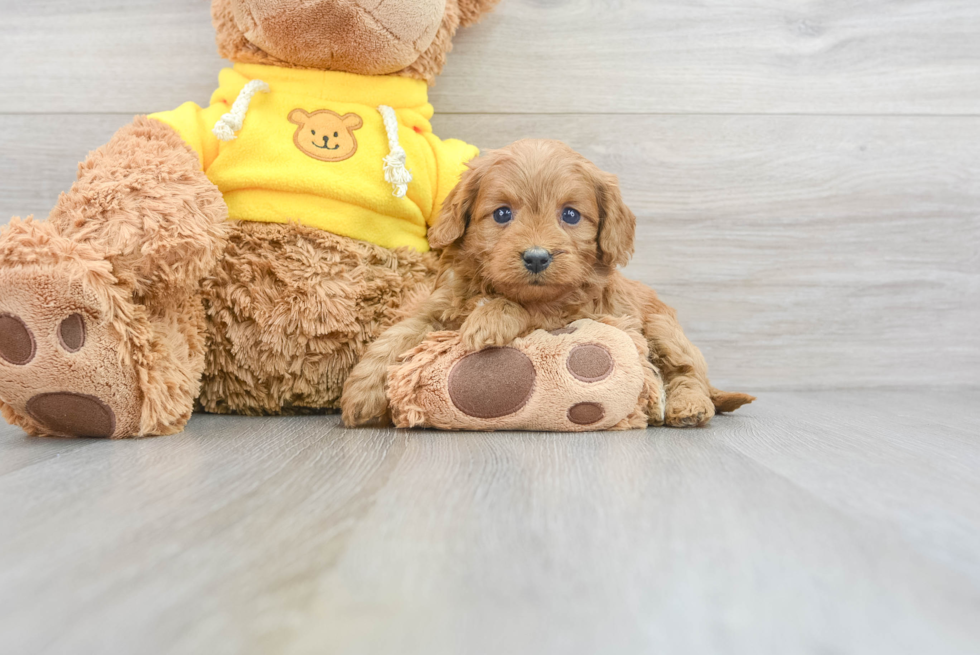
150, 64, 479, 252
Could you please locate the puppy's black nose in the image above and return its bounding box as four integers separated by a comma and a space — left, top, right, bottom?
522, 248, 553, 274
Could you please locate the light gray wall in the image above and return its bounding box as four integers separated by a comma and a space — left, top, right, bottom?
2, 0, 978, 390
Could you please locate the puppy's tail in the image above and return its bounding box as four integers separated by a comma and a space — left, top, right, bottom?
709, 386, 756, 413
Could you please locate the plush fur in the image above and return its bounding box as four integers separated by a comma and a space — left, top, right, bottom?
0, 0, 500, 437
199, 222, 436, 415
0, 117, 226, 437
342, 140, 755, 428
48, 117, 229, 302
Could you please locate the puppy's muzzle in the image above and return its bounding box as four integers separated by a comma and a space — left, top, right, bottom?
522, 248, 553, 274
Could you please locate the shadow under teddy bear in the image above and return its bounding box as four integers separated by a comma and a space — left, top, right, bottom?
0, 0, 504, 438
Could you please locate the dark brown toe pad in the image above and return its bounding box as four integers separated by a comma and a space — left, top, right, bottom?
567, 344, 613, 382
448, 347, 536, 419
0, 314, 36, 365
568, 402, 605, 425
26, 392, 116, 438
58, 314, 86, 352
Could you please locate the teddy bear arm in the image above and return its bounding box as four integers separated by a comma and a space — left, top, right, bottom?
47, 116, 228, 300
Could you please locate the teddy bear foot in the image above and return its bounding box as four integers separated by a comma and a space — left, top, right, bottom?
387, 319, 662, 432
0, 270, 143, 438
0, 224, 144, 438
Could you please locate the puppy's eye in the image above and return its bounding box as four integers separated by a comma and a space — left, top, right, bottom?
561, 208, 582, 225
493, 207, 513, 224
311, 130, 316, 136
334, 132, 339, 138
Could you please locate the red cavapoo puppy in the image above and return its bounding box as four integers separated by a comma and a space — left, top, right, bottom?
342, 139, 753, 427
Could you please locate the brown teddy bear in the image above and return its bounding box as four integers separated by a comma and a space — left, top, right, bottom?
0, 0, 503, 438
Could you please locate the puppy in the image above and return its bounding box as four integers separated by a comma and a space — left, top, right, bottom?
342, 139, 754, 427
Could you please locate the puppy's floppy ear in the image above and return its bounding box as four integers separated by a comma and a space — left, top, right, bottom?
429, 156, 487, 250
593, 170, 636, 268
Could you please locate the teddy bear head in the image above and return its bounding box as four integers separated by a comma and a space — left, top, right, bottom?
212, 0, 501, 84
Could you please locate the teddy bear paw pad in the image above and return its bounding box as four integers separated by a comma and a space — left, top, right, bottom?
568, 402, 605, 426
0, 314, 36, 365
448, 347, 536, 419
566, 344, 613, 382
26, 392, 116, 438
0, 268, 142, 438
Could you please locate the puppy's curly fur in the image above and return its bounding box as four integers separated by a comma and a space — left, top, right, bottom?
342, 139, 754, 427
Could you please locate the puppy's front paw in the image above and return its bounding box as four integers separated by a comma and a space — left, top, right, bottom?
459, 321, 519, 352
459, 299, 528, 352
664, 388, 715, 428
341, 377, 392, 427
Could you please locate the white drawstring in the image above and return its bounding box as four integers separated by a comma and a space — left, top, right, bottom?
213, 79, 269, 141
378, 105, 413, 198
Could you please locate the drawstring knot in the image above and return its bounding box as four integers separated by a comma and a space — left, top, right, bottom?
213, 79, 269, 141
378, 105, 413, 197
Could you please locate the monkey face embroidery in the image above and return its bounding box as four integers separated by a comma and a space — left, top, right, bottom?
288, 108, 363, 162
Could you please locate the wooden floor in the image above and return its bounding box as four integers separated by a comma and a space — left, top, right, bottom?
0, 389, 978, 654
2, 1, 980, 652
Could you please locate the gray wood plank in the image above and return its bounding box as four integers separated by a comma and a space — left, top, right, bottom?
2, 0, 979, 115
435, 0, 980, 115
0, 390, 979, 655
0, 431, 97, 477
0, 0, 225, 115
3, 113, 977, 389
726, 389, 980, 583
0, 115, 130, 221
0, 415, 407, 655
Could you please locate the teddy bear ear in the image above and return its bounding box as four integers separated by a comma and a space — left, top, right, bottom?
287, 109, 309, 125
342, 113, 363, 130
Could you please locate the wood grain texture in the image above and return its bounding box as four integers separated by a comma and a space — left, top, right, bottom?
2, 0, 979, 115
435, 0, 980, 115
0, 389, 978, 655
0, 0, 225, 115
3, 113, 977, 389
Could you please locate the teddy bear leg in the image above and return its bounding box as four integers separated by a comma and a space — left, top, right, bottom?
0, 117, 227, 437
0, 221, 209, 437
199, 222, 436, 415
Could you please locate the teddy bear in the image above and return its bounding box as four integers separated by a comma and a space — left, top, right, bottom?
0, 0, 506, 438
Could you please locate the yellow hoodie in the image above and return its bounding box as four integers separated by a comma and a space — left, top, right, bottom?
150, 64, 479, 252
